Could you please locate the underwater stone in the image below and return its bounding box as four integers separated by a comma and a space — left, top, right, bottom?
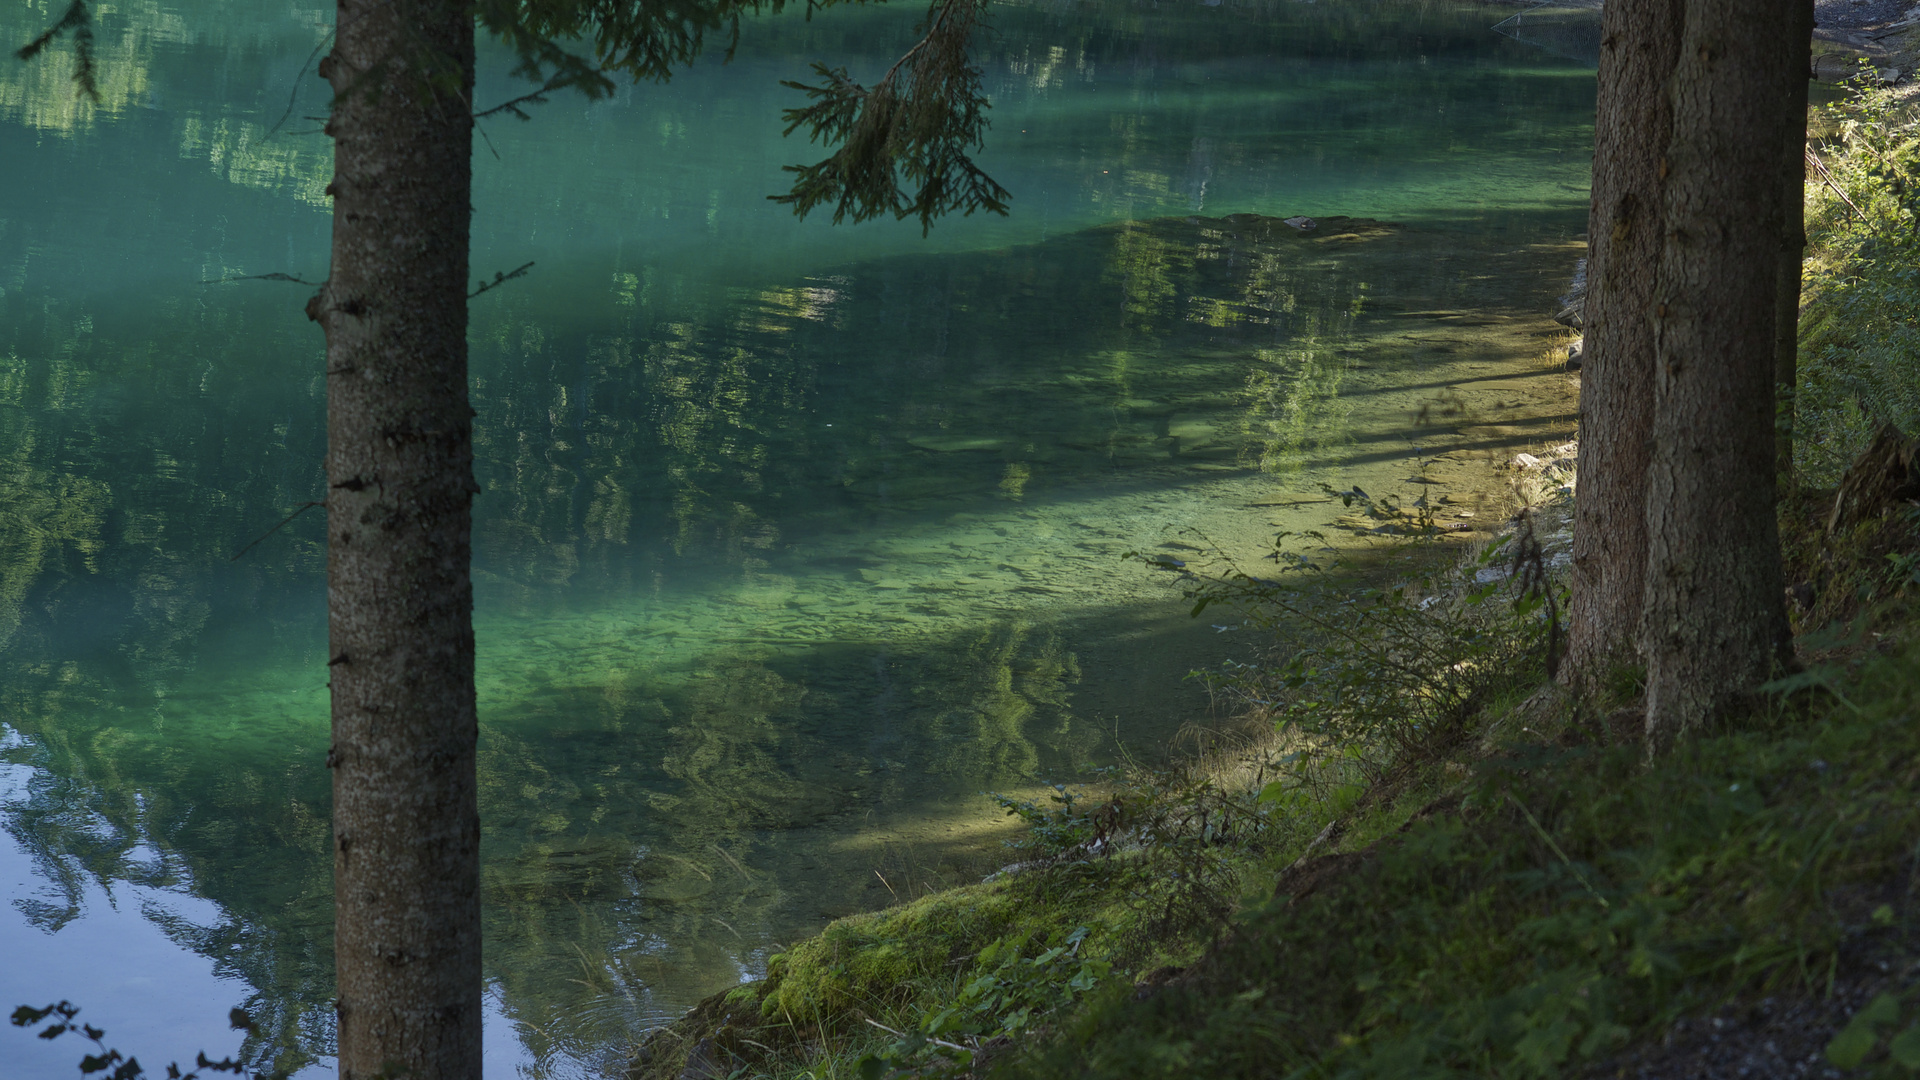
907, 434, 1008, 453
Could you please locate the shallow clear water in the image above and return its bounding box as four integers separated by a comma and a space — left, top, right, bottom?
0, 1, 1591, 1076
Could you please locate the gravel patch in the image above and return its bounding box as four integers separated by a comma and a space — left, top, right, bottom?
1591, 905, 1919, 1080
1816, 0, 1917, 32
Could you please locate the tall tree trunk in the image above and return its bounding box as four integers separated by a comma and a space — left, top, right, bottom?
1562, 0, 1683, 690
1775, 65, 1811, 480
313, 2, 482, 1077
1642, 0, 1806, 750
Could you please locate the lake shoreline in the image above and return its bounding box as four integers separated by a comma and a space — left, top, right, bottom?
613, 231, 1588, 1076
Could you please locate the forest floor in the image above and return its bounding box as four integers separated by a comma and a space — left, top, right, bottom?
616, 51, 1920, 1080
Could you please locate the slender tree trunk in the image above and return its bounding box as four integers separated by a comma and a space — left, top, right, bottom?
1775, 64, 1811, 480
1562, 0, 1683, 690
1774, 234, 1802, 478
1642, 0, 1805, 750
313, 2, 482, 1076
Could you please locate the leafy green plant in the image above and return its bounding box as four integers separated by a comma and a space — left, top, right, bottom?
989, 783, 1111, 860
1828, 988, 1920, 1072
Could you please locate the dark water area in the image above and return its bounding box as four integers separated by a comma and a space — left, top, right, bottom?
0, 1, 1592, 1076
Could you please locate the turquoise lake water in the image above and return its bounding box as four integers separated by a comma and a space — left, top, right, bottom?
0, 1, 1593, 1075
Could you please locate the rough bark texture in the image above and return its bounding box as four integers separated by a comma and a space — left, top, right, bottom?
1774, 222, 1803, 478
1642, 0, 1806, 751
1775, 64, 1810, 479
1562, 0, 1683, 689
314, 2, 482, 1077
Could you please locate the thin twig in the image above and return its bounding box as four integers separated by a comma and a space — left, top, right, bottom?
710, 844, 749, 877
1508, 512, 1563, 679
1279, 818, 1344, 878
1506, 793, 1609, 910
875, 0, 961, 87
269, 26, 337, 137
862, 1017, 971, 1054
474, 73, 575, 121
201, 272, 323, 286
1807, 146, 1884, 237
470, 261, 534, 299
231, 501, 324, 562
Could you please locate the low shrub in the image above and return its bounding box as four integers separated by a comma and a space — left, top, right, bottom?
1166, 488, 1566, 776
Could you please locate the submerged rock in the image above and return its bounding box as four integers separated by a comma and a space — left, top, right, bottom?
1166, 415, 1218, 448
1202, 212, 1401, 243
907, 434, 1009, 453
1553, 257, 1587, 331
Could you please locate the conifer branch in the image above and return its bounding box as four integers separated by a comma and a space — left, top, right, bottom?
466, 0, 1007, 233
15, 0, 99, 103
770, 0, 1007, 234
474, 0, 776, 105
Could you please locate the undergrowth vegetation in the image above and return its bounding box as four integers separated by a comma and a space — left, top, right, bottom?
1179, 491, 1565, 775
1801, 68, 1920, 484
1006, 649, 1920, 1078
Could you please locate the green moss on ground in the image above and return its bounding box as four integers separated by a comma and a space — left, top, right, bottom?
758, 878, 1088, 1023
625, 855, 1197, 1078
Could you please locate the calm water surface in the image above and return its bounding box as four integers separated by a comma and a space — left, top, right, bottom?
0, 1, 1592, 1075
